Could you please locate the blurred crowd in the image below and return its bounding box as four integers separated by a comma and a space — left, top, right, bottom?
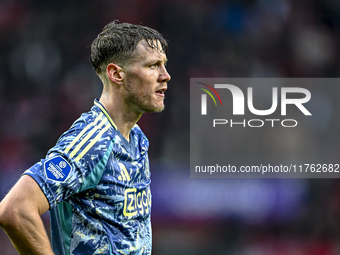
1, 0, 340, 254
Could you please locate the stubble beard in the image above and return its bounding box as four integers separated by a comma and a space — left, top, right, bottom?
125, 85, 165, 113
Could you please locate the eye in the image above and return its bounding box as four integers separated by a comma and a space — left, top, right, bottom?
149, 63, 159, 68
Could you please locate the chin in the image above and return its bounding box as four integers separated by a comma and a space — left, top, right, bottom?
142, 104, 165, 113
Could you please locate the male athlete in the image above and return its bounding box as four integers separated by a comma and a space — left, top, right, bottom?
0, 21, 170, 254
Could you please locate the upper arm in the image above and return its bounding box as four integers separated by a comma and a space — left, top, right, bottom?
0, 175, 50, 220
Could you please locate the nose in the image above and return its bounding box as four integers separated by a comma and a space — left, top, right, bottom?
159, 65, 171, 82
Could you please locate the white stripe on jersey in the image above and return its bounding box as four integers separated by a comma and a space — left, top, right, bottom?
64, 112, 104, 154
75, 123, 111, 162
69, 118, 108, 159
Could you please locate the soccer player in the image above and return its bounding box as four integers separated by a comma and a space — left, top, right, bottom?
0, 21, 170, 255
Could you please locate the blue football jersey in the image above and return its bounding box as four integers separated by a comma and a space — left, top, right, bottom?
24, 99, 152, 255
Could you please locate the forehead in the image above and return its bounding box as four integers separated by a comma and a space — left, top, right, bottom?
133, 39, 167, 61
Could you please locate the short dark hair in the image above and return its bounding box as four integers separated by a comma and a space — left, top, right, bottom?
90, 21, 168, 75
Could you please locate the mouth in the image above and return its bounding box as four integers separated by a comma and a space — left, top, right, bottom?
155, 87, 167, 97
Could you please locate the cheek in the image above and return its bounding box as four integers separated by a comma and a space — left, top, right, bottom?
138, 73, 156, 90
143, 67, 160, 79
126, 68, 157, 92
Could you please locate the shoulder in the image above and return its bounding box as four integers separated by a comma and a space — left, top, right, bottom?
50, 107, 115, 164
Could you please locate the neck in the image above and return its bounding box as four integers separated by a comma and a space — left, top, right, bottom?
99, 93, 142, 142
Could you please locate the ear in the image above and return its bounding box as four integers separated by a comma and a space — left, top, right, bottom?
106, 63, 124, 85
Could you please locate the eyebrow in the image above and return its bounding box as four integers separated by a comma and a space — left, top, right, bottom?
148, 57, 168, 65
159, 54, 168, 63
158, 58, 168, 64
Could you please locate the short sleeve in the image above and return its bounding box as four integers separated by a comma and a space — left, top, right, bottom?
23, 108, 114, 209
24, 152, 85, 209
